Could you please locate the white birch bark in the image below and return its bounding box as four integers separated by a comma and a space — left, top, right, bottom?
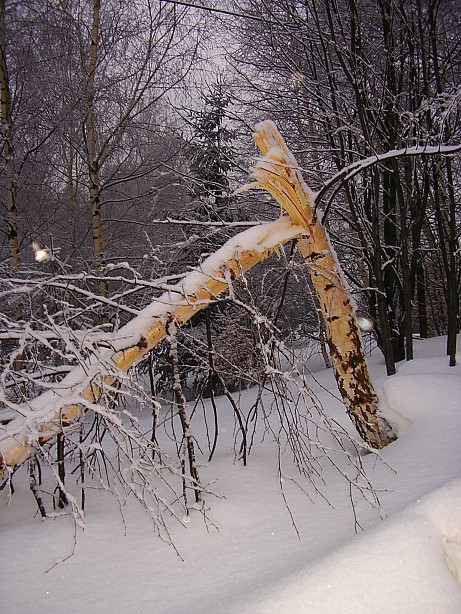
86, 0, 108, 299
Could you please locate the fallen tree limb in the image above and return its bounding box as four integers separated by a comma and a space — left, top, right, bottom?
0, 218, 306, 473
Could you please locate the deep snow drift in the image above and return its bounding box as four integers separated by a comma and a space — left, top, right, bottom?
1, 335, 460, 613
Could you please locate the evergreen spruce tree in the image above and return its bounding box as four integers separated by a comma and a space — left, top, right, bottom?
187, 79, 236, 224
153, 80, 242, 397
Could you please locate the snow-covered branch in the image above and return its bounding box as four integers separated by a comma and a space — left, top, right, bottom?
315, 143, 461, 214
0, 217, 306, 473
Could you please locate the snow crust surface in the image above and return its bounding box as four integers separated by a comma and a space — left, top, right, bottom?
1, 335, 460, 613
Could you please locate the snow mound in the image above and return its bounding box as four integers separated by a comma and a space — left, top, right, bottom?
243, 481, 461, 614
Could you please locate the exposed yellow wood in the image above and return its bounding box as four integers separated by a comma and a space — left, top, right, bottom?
0, 220, 305, 472
246, 121, 393, 448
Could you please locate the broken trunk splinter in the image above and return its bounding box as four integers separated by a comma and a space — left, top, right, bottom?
243, 120, 395, 449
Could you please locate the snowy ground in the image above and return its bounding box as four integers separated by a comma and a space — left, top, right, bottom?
1, 335, 461, 613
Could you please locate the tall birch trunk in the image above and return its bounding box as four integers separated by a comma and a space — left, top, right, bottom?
245, 121, 394, 449
86, 0, 108, 299
0, 0, 19, 267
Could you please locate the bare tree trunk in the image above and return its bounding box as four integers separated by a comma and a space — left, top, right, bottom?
445, 158, 458, 367
0, 0, 19, 267
428, 1, 458, 366
86, 0, 108, 299
433, 160, 458, 366
396, 160, 414, 361
410, 163, 431, 339
29, 460, 47, 518
416, 261, 428, 338
3, 128, 18, 266
56, 433, 68, 509
370, 169, 397, 376
168, 322, 202, 506
67, 145, 78, 275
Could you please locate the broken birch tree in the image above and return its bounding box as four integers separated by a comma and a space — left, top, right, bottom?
241, 120, 395, 448
0, 120, 398, 477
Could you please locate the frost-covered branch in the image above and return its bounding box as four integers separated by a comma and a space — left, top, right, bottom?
0, 218, 306, 473
315, 143, 461, 217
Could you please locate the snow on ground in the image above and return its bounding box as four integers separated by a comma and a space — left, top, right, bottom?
1, 335, 461, 613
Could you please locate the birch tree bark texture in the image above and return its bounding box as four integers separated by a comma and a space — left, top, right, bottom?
85, 0, 108, 299
243, 120, 395, 449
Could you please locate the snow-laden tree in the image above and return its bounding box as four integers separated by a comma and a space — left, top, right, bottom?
186, 78, 236, 217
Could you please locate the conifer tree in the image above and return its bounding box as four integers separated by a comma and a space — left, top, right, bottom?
160, 80, 243, 396
187, 79, 236, 223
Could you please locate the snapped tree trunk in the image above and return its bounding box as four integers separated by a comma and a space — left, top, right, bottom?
0, 121, 402, 477
244, 121, 395, 448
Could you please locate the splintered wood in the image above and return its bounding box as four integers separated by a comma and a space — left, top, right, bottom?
245, 120, 393, 448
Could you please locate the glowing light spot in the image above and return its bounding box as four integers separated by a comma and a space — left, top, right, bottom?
32, 241, 51, 263
357, 315, 374, 332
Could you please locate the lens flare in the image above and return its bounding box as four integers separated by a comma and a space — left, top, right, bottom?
357, 315, 374, 332
32, 241, 51, 263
